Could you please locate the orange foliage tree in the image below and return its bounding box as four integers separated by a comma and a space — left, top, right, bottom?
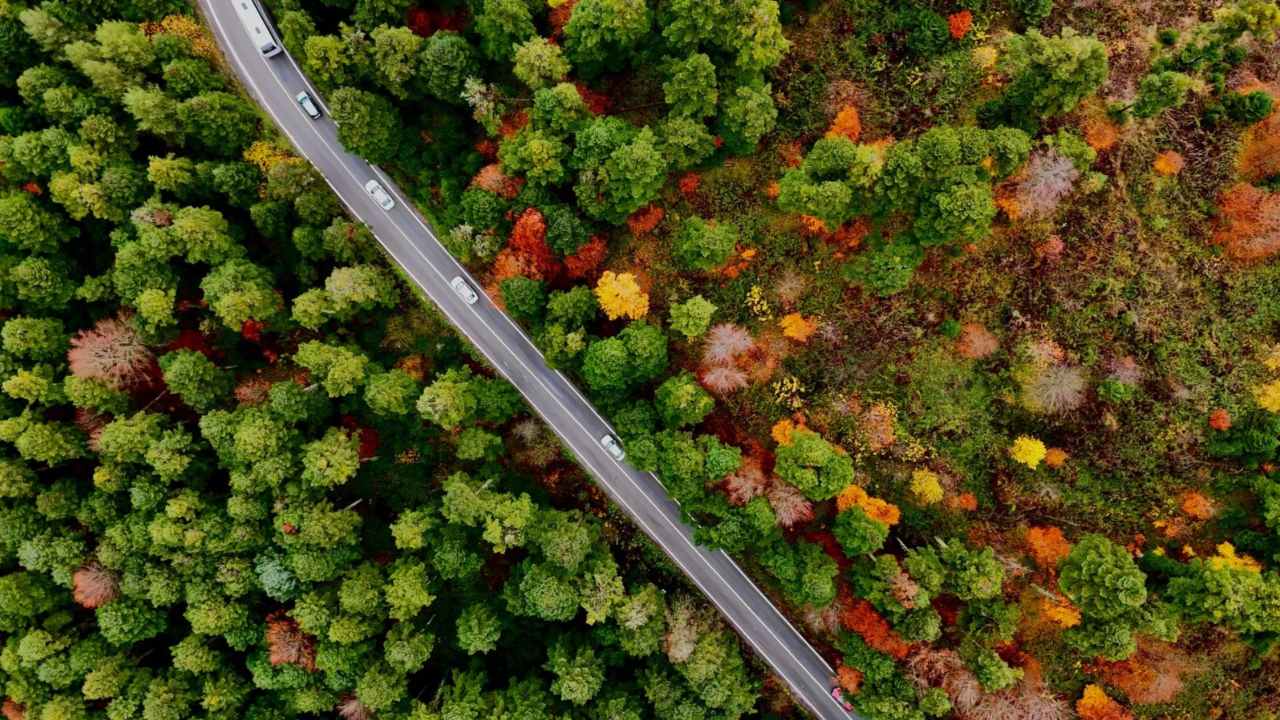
1212, 183, 1280, 262
1026, 526, 1072, 570
840, 596, 911, 659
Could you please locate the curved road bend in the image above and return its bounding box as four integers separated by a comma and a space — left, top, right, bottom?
199, 2, 858, 718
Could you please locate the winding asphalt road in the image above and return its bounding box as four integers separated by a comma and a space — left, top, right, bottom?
198, 3, 856, 718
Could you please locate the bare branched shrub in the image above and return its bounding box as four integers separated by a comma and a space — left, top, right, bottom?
72, 564, 119, 609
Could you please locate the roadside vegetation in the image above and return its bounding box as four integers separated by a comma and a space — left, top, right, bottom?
3, 0, 1280, 718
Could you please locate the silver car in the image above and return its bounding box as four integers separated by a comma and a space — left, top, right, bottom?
296, 91, 321, 119
600, 434, 625, 461
450, 276, 478, 305
364, 180, 394, 210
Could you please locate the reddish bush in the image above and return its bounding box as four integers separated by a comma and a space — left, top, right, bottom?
68, 315, 156, 390
1208, 408, 1231, 431
948, 10, 973, 38
548, 0, 578, 36
626, 205, 664, 237
267, 610, 318, 672
955, 323, 999, 359
766, 481, 814, 529
575, 82, 612, 115
337, 695, 373, 720
723, 453, 769, 505
72, 564, 119, 609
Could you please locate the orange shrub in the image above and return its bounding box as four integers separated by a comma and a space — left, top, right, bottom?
1152, 150, 1185, 176
779, 313, 818, 343
948, 10, 973, 39
1239, 100, 1280, 182
1208, 408, 1232, 431
1180, 491, 1216, 520
1076, 684, 1134, 720
827, 106, 862, 142
1044, 447, 1069, 468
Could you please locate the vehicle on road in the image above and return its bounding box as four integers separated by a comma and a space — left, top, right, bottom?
600, 434, 625, 461
830, 687, 853, 711
364, 180, 395, 210
234, 0, 281, 57
450, 277, 479, 305
296, 91, 321, 119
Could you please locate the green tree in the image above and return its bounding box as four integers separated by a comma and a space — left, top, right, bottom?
475, 0, 536, 62
159, 350, 231, 412
500, 276, 547, 327
654, 372, 714, 429
672, 217, 736, 271
717, 81, 777, 154
1132, 70, 1193, 118
370, 25, 423, 99
668, 295, 715, 339
329, 87, 403, 165
980, 29, 1109, 131
545, 636, 605, 705
774, 428, 854, 500
417, 366, 478, 430
2, 317, 66, 360
200, 259, 281, 330
364, 369, 419, 417
302, 427, 362, 489
456, 603, 502, 654
513, 36, 570, 90
418, 32, 480, 104
663, 53, 717, 118
564, 0, 651, 72
178, 92, 259, 157
294, 342, 370, 398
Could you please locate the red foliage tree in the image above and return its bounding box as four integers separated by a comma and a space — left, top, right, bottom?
2, 699, 24, 720
564, 236, 607, 279
508, 207, 561, 280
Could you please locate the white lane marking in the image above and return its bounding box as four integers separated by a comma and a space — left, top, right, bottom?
205, 6, 846, 716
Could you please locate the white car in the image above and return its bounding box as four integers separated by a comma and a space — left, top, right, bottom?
450, 276, 478, 305
600, 434, 625, 461
364, 180, 394, 210
296, 91, 321, 119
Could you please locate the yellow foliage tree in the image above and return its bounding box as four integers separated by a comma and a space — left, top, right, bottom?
1256, 379, 1280, 412
909, 469, 943, 505
1009, 435, 1047, 469
594, 271, 649, 320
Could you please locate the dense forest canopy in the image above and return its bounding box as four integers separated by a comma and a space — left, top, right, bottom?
4, 0, 1280, 718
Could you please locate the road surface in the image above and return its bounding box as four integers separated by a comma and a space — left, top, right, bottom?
198, 2, 857, 718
